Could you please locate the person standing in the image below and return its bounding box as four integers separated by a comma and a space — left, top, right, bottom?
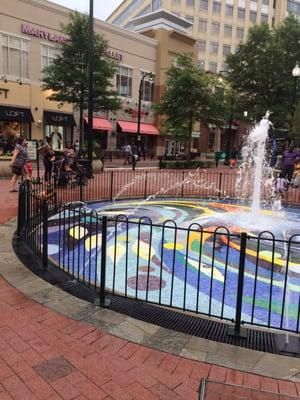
40, 137, 54, 182
123, 142, 132, 165
281, 145, 300, 184
9, 137, 29, 192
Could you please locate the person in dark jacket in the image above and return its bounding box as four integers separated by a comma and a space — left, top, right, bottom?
281, 145, 300, 183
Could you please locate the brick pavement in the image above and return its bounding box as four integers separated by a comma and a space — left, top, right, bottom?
0, 178, 299, 399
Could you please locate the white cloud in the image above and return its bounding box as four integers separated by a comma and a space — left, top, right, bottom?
48, 0, 123, 21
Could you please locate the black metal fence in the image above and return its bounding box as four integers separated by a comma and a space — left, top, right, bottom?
18, 178, 300, 336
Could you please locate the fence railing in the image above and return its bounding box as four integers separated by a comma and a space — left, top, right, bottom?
18, 179, 300, 336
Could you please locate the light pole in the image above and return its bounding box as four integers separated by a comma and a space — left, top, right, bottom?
220, 70, 234, 166
292, 62, 300, 118
87, 0, 94, 165
137, 72, 154, 139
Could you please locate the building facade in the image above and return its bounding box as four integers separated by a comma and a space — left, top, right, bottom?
107, 0, 300, 74
0, 0, 201, 156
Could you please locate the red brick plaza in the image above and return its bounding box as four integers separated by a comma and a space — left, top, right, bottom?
0, 178, 299, 400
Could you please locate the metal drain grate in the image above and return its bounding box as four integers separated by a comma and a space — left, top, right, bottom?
108, 296, 279, 354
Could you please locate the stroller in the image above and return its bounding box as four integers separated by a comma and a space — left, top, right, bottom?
52, 153, 88, 187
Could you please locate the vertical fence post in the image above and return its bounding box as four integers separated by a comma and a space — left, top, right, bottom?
79, 174, 83, 203
94, 216, 111, 307
42, 200, 49, 271
228, 232, 248, 338
26, 180, 31, 225
17, 185, 26, 238
144, 171, 148, 199
110, 171, 114, 201
218, 173, 223, 199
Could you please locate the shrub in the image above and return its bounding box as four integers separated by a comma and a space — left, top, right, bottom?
159, 159, 215, 169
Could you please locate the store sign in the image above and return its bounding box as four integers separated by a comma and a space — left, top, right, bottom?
192, 131, 200, 138
51, 115, 69, 124
4, 110, 25, 118
106, 50, 123, 61
27, 141, 37, 161
21, 24, 67, 44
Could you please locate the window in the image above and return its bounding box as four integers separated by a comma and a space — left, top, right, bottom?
152, 0, 162, 11
213, 1, 221, 14
211, 22, 220, 35
261, 14, 268, 22
172, 0, 181, 5
225, 5, 233, 16
236, 27, 244, 40
141, 72, 154, 102
199, 19, 207, 32
116, 66, 132, 97
1, 34, 29, 79
41, 44, 60, 71
112, 0, 144, 25
198, 40, 206, 52
198, 60, 205, 69
223, 45, 231, 56
262, 0, 269, 4
238, 8, 245, 19
210, 42, 218, 54
200, 0, 208, 11
185, 15, 194, 23
250, 11, 257, 22
224, 25, 232, 37
209, 62, 217, 73
186, 0, 194, 6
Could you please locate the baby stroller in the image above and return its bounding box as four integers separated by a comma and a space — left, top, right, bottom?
52, 155, 76, 187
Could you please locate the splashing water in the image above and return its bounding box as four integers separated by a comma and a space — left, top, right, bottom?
237, 112, 274, 214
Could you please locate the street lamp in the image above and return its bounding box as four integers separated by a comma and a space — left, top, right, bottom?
220, 70, 233, 166
292, 62, 300, 118
87, 0, 94, 165
137, 72, 154, 141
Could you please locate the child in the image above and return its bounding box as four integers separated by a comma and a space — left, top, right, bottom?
275, 173, 288, 194
23, 162, 33, 179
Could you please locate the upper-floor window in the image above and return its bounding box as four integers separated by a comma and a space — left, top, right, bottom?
41, 44, 60, 71
1, 33, 29, 79
172, 0, 181, 5
262, 0, 269, 4
116, 66, 132, 97
141, 72, 154, 102
211, 21, 220, 35
261, 14, 268, 22
213, 1, 221, 14
152, 0, 162, 11
185, 15, 194, 23
236, 27, 244, 40
210, 42, 218, 54
225, 5, 233, 16
209, 62, 217, 73
223, 44, 231, 56
224, 25, 232, 37
200, 0, 208, 11
198, 60, 205, 69
186, 0, 194, 6
238, 8, 245, 19
250, 11, 257, 22
198, 40, 206, 52
199, 19, 207, 32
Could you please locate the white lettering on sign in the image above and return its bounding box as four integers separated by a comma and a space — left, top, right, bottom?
106, 50, 123, 61
21, 24, 67, 44
4, 110, 25, 118
27, 141, 37, 161
52, 115, 68, 123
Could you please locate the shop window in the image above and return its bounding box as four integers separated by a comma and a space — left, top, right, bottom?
141, 72, 154, 102
41, 44, 60, 73
1, 33, 29, 80
0, 121, 30, 154
44, 126, 64, 150
116, 66, 133, 97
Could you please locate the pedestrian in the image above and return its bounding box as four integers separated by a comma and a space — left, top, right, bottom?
74, 140, 80, 157
281, 144, 300, 184
9, 136, 30, 192
229, 147, 238, 169
123, 142, 132, 165
39, 137, 54, 182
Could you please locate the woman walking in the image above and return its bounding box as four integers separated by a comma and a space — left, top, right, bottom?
9, 137, 29, 192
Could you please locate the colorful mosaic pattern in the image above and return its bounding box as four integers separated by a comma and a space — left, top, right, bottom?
45, 199, 300, 331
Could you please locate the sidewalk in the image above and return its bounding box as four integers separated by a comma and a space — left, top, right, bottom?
0, 178, 299, 399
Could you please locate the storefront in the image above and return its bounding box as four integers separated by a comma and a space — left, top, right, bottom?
0, 105, 34, 154
84, 117, 112, 152
116, 120, 158, 155
43, 111, 76, 150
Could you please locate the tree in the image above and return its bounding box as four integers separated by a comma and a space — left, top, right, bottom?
154, 53, 228, 158
226, 15, 300, 132
291, 102, 300, 145
42, 12, 121, 145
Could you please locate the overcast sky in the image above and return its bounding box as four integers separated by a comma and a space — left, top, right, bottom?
48, 0, 123, 21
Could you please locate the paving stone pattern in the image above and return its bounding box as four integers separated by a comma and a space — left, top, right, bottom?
0, 178, 300, 399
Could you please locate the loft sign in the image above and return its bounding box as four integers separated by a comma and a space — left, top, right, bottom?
21, 24, 67, 44
51, 115, 68, 123
5, 110, 24, 118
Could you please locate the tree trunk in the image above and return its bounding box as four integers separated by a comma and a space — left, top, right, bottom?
187, 112, 193, 161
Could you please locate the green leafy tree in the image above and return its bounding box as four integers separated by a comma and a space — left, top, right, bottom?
42, 12, 121, 144
226, 15, 300, 131
291, 102, 300, 145
155, 53, 228, 158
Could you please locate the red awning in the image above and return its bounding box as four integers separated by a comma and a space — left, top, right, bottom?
117, 120, 159, 135
84, 116, 112, 131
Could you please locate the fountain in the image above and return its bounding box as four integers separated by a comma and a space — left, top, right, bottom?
42, 114, 300, 336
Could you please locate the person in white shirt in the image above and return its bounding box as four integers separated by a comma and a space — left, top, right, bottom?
123, 143, 132, 165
